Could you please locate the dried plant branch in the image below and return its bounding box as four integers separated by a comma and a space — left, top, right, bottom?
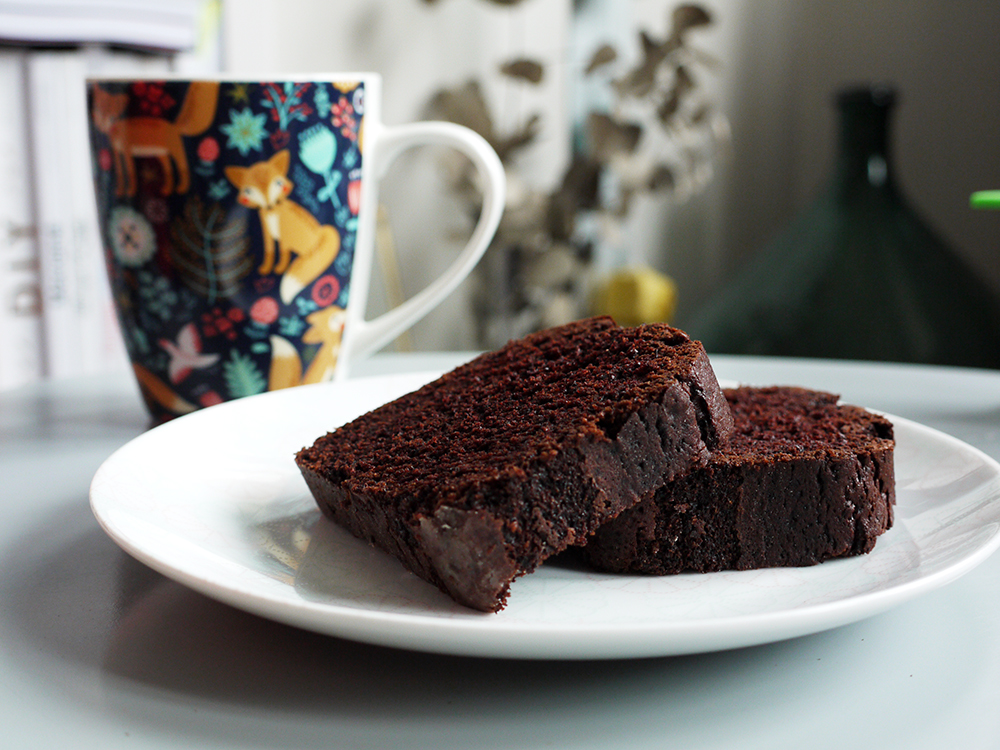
424, 2, 726, 346
585, 44, 618, 75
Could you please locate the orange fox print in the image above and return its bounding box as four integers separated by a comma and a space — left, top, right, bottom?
91, 81, 220, 197
225, 150, 341, 303
132, 363, 197, 419
268, 306, 347, 390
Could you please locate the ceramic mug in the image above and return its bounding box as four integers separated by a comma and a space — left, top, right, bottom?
86, 73, 504, 424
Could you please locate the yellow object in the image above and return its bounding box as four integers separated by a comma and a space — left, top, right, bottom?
592, 267, 678, 326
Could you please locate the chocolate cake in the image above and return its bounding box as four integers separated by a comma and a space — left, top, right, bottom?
585, 386, 895, 575
295, 317, 734, 612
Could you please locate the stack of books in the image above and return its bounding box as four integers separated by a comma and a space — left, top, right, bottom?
0, 0, 219, 388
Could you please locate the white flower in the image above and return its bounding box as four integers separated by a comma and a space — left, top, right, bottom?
109, 206, 156, 267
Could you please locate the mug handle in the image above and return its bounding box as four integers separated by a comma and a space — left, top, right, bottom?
338, 121, 506, 372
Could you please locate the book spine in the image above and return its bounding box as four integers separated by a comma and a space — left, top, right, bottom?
66, 50, 130, 375
79, 45, 175, 375
25, 46, 175, 381
26, 50, 83, 379
0, 48, 43, 389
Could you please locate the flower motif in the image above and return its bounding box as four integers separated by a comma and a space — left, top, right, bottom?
278, 315, 306, 338
201, 306, 245, 340
331, 96, 358, 141
220, 107, 267, 156
334, 245, 353, 275
341, 146, 359, 169
250, 296, 280, 325
311, 275, 340, 307
226, 82, 250, 105
207, 179, 231, 201
314, 84, 332, 118
299, 124, 337, 176
108, 206, 156, 267
131, 81, 176, 117
347, 175, 362, 215
269, 129, 291, 151
197, 136, 220, 162
294, 296, 318, 316
138, 272, 179, 320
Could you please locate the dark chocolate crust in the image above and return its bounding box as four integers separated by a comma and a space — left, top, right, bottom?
584, 386, 895, 575
295, 317, 734, 611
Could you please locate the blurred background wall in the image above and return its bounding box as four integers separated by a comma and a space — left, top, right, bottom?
223, 0, 574, 350
223, 0, 1000, 352
4, 0, 996, 388
668, 0, 1000, 325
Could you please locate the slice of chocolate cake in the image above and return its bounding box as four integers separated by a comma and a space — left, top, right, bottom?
585, 386, 895, 575
295, 317, 734, 612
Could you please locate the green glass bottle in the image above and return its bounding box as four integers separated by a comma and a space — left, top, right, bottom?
685, 85, 1000, 368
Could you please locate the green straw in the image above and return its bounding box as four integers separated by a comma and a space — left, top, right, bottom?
971, 190, 1000, 209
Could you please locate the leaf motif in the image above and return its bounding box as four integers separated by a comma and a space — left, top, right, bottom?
675, 65, 695, 95
614, 31, 673, 98
425, 81, 497, 145
585, 44, 618, 75
546, 156, 602, 240
500, 58, 544, 84
223, 349, 267, 398
495, 113, 541, 163
586, 112, 642, 162
689, 104, 710, 124
671, 5, 712, 37
647, 164, 675, 191
657, 90, 680, 123
169, 196, 252, 303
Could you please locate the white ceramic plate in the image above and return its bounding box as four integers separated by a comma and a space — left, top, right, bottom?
90, 371, 1000, 659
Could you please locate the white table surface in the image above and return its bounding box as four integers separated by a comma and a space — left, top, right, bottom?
3, 352, 1000, 749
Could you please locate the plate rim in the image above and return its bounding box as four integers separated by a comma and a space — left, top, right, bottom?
89, 372, 1000, 659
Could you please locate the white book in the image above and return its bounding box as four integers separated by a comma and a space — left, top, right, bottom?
0, 47, 43, 389
12, 26, 214, 384
66, 51, 130, 375
79, 46, 174, 375
26, 46, 176, 381
0, 0, 202, 51
27, 50, 85, 379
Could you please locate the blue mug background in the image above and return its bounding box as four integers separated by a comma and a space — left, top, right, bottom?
88, 79, 366, 423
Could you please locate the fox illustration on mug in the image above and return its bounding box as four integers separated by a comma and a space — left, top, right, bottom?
224, 150, 347, 388
89, 74, 502, 425
91, 81, 349, 414
92, 81, 341, 306
90, 81, 220, 197
225, 150, 342, 304
267, 305, 347, 391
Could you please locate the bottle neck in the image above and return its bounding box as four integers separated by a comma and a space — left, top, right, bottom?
831, 87, 897, 197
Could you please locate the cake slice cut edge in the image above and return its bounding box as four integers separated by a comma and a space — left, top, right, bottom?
295, 317, 735, 612
584, 386, 896, 576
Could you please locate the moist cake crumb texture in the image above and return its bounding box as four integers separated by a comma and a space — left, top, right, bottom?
295, 316, 734, 611
584, 386, 896, 575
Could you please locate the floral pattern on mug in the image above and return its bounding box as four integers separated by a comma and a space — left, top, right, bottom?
88, 79, 365, 423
